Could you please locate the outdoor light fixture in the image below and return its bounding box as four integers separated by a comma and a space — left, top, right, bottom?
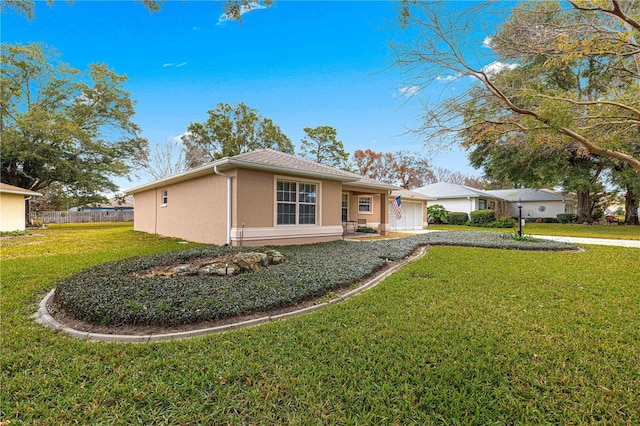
517, 198, 523, 237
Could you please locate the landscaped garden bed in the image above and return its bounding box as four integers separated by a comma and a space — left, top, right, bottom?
52, 231, 576, 329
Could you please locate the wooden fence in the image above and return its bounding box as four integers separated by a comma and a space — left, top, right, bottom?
30, 210, 134, 224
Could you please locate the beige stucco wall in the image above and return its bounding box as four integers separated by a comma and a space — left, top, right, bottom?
0, 193, 26, 232
133, 190, 157, 235
133, 174, 228, 245
322, 180, 342, 227
235, 168, 274, 228
133, 168, 348, 246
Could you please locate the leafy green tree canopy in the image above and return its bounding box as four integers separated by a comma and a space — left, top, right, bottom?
395, 0, 640, 172
0, 43, 147, 193
299, 125, 350, 170
182, 102, 293, 167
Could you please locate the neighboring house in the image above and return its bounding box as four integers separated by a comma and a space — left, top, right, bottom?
127, 149, 415, 246
81, 196, 134, 212
484, 188, 573, 219
0, 183, 42, 232
413, 182, 502, 216
414, 182, 574, 220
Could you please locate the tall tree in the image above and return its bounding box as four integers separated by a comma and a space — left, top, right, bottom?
181, 102, 293, 167
299, 125, 350, 170
353, 149, 432, 189
133, 139, 189, 181
610, 160, 640, 225
0, 43, 146, 194
395, 0, 640, 172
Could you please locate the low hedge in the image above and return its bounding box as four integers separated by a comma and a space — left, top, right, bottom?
470, 209, 496, 226
557, 213, 577, 223
54, 232, 576, 327
448, 212, 469, 225
484, 218, 516, 228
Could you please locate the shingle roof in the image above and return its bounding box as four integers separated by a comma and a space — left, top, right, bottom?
412, 182, 569, 202
232, 149, 357, 179
127, 149, 400, 193
412, 182, 490, 199
484, 188, 567, 202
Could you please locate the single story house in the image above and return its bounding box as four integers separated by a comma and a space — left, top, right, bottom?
413, 182, 502, 216
0, 183, 42, 232
413, 182, 573, 220
127, 149, 426, 246
484, 188, 574, 219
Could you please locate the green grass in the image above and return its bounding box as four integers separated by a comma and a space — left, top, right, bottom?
2, 223, 639, 423
430, 222, 640, 240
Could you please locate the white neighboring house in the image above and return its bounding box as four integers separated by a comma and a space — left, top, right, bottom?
413, 182, 574, 220
0, 183, 42, 232
413, 182, 500, 216
484, 188, 574, 219
388, 189, 434, 231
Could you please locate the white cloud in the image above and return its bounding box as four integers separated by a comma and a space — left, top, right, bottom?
398, 85, 420, 96
481, 61, 518, 77
482, 36, 493, 49
163, 62, 187, 68
436, 73, 462, 82
168, 132, 191, 145
217, 2, 267, 26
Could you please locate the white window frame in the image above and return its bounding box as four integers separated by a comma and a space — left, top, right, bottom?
161, 189, 168, 207
358, 196, 373, 214
275, 178, 319, 226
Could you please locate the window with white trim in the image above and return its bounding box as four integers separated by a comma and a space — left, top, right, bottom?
161, 190, 168, 205
277, 179, 317, 225
358, 196, 372, 213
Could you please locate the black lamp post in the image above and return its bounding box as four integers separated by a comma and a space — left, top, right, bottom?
517, 198, 523, 237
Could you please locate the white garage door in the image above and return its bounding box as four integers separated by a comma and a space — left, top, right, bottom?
389, 201, 423, 231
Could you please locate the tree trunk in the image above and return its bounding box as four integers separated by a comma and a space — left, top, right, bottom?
576, 190, 592, 222
625, 186, 640, 225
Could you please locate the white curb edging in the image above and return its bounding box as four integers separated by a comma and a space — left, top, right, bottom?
35, 246, 429, 343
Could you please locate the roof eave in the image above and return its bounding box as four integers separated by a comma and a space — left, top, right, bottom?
0, 189, 42, 196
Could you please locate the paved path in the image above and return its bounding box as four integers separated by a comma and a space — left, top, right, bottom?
401, 230, 640, 248
533, 235, 640, 248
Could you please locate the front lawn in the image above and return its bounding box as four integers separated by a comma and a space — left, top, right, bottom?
430, 222, 640, 240
53, 229, 574, 328
2, 223, 639, 423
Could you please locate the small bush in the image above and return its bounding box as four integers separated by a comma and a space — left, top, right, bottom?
448, 212, 469, 225
470, 209, 496, 226
427, 204, 448, 224
557, 213, 577, 224
357, 227, 377, 234
484, 218, 516, 228
541, 217, 558, 224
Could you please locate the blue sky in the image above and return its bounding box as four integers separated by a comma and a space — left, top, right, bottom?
3, 0, 503, 191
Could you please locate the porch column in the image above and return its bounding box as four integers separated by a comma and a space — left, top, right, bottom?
379, 192, 388, 236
